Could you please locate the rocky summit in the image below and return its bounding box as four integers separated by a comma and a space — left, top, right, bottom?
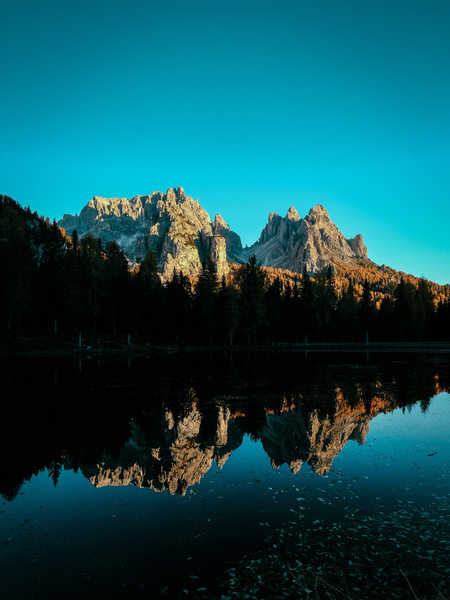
59, 187, 369, 278
81, 388, 399, 496
241, 204, 368, 273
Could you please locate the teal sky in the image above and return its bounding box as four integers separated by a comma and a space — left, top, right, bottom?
2, 0, 450, 284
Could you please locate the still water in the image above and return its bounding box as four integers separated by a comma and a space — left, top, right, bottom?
0, 352, 449, 599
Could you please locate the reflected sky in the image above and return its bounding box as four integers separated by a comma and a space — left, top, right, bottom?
0, 354, 449, 599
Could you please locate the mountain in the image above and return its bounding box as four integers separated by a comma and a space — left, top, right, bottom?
58, 186, 369, 279
59, 187, 229, 279
83, 403, 243, 496
81, 386, 410, 496
241, 204, 368, 273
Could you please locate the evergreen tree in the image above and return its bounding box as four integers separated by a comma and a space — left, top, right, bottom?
299, 267, 315, 341
103, 241, 130, 337
415, 279, 435, 340
165, 271, 192, 343
133, 251, 163, 341
286, 277, 302, 342
137, 251, 159, 287
434, 297, 450, 341
377, 295, 395, 341
359, 280, 375, 342
0, 196, 36, 338
216, 276, 240, 346
326, 265, 338, 310
194, 259, 218, 344
36, 221, 67, 336
336, 279, 358, 341
238, 255, 266, 344
78, 233, 105, 338
314, 266, 337, 339
393, 279, 417, 340
265, 277, 283, 342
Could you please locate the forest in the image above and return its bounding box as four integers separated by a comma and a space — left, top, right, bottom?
1, 194, 450, 348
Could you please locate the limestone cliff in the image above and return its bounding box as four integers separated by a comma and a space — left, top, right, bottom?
59, 187, 231, 280
211, 213, 243, 263
58, 187, 369, 278
241, 204, 368, 273
260, 387, 396, 475
83, 382, 404, 495
84, 403, 243, 496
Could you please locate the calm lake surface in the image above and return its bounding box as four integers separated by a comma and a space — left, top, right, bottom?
1, 352, 449, 599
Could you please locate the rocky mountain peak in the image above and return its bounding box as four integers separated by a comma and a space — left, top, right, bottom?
212, 213, 243, 263
214, 213, 229, 230
241, 201, 369, 273
165, 186, 188, 204
59, 186, 370, 279
306, 204, 330, 222
286, 206, 300, 221
347, 233, 368, 259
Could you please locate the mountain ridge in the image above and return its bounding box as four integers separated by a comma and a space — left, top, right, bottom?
58, 186, 371, 279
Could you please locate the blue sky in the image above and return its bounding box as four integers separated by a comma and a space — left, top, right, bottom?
2, 0, 450, 283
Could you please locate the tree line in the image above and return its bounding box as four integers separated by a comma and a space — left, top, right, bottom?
1, 194, 450, 347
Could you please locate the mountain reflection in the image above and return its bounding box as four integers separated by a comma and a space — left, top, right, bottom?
1, 353, 449, 500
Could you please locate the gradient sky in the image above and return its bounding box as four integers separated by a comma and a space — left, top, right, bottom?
2, 0, 450, 283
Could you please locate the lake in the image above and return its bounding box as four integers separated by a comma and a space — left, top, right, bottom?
0, 352, 449, 599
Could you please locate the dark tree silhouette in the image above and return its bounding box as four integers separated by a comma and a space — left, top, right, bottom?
1, 195, 449, 349
194, 259, 218, 344
216, 276, 239, 346
237, 255, 266, 344
359, 280, 375, 342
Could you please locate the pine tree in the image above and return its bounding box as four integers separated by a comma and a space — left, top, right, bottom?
377, 295, 395, 341
415, 279, 435, 340
133, 251, 163, 340
238, 255, 266, 344
194, 259, 218, 344
359, 280, 375, 342
393, 279, 417, 340
165, 271, 192, 343
299, 267, 315, 341
265, 277, 283, 342
336, 279, 358, 341
216, 276, 240, 346
103, 241, 130, 337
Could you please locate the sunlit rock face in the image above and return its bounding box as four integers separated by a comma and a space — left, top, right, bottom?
59, 187, 233, 280
210, 235, 229, 279
84, 403, 243, 496
260, 407, 370, 476
83, 383, 402, 495
241, 204, 368, 273
211, 213, 243, 263
59, 188, 368, 278
260, 388, 396, 475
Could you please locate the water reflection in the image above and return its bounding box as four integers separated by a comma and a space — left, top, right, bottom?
2, 353, 448, 503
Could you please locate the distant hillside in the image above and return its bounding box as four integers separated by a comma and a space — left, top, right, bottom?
241, 261, 450, 307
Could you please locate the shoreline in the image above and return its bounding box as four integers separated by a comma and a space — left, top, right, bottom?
2, 340, 450, 358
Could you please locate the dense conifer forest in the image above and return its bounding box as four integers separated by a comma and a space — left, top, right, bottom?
1, 195, 450, 348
